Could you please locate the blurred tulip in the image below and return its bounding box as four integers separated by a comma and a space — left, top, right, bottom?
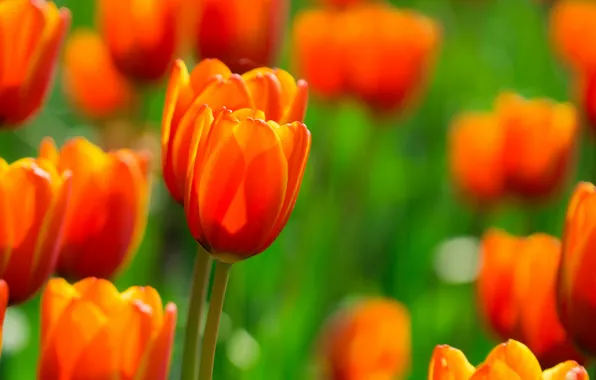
181, 107, 311, 262
97, 0, 178, 82
576, 69, 596, 130
320, 298, 410, 380
478, 229, 584, 368
0, 157, 71, 303
0, 280, 7, 354
62, 29, 135, 120
194, 0, 287, 73
39, 137, 150, 280
161, 59, 308, 203
550, 0, 596, 71
39, 277, 177, 379
0, 0, 70, 128
428, 340, 588, 380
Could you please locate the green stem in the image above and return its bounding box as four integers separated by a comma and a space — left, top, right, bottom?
199, 261, 232, 380
180, 245, 213, 380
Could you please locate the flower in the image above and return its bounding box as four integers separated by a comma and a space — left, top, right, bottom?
0, 157, 71, 304
428, 340, 588, 380
39, 137, 150, 280
550, 0, 596, 71
96, 0, 178, 82
38, 277, 177, 379
161, 58, 308, 203
477, 229, 584, 368
194, 0, 287, 73
575, 69, 596, 130
319, 298, 411, 380
62, 29, 135, 119
0, 0, 70, 128
0, 280, 8, 354
181, 107, 311, 262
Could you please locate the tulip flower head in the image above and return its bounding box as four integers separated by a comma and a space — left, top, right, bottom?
162, 58, 308, 204
39, 137, 151, 280
97, 0, 178, 82
0, 0, 70, 128
39, 277, 177, 380
0, 280, 7, 354
428, 340, 588, 380
0, 157, 71, 304
478, 229, 584, 368
320, 298, 411, 380
62, 29, 135, 120
550, 0, 596, 71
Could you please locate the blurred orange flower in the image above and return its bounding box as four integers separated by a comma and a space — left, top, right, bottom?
576, 70, 596, 130
0, 280, 7, 354
320, 298, 410, 380
97, 0, 178, 83
0, 157, 71, 304
550, 0, 596, 71
182, 107, 311, 262
0, 0, 70, 128
39, 277, 177, 380
161, 58, 308, 203
449, 92, 578, 205
194, 0, 287, 73
62, 29, 135, 120
558, 182, 596, 357
39, 137, 150, 280
477, 229, 584, 368
428, 340, 588, 380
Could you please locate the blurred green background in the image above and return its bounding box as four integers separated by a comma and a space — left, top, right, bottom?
0, 0, 588, 378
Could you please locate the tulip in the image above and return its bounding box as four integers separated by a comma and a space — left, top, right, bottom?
96, 0, 178, 82
161, 58, 308, 203
38, 137, 150, 280
0, 0, 70, 128
320, 298, 410, 380
39, 277, 177, 379
62, 29, 135, 120
194, 0, 287, 74
178, 106, 311, 262
550, 0, 596, 71
0, 157, 71, 304
0, 280, 8, 354
478, 229, 584, 368
575, 70, 596, 131
428, 340, 588, 380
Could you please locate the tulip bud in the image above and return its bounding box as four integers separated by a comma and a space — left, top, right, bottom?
0, 0, 70, 128
39, 137, 150, 280
39, 277, 177, 379
0, 157, 71, 304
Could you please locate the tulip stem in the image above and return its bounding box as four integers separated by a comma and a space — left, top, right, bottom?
181, 245, 213, 380
199, 260, 232, 380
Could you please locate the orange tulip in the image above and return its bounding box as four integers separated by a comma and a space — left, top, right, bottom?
161, 58, 308, 203
62, 29, 135, 120
320, 298, 410, 380
478, 229, 584, 368
0, 157, 71, 304
97, 0, 178, 82
0, 0, 70, 128
558, 181, 596, 356
39, 137, 150, 280
428, 340, 588, 380
194, 0, 287, 74
181, 107, 311, 262
550, 0, 596, 71
576, 70, 596, 131
39, 277, 177, 379
0, 280, 8, 354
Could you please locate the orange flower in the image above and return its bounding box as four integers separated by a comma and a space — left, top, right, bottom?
0, 0, 70, 128
0, 157, 71, 304
429, 340, 588, 380
62, 29, 135, 120
39, 137, 150, 280
161, 58, 308, 203
477, 229, 584, 368
97, 0, 178, 82
558, 181, 596, 356
194, 0, 287, 74
575, 70, 596, 131
38, 277, 177, 380
550, 0, 596, 71
320, 298, 410, 380
0, 280, 7, 354
182, 107, 311, 262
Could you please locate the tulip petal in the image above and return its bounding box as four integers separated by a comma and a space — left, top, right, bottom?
482, 340, 542, 379
542, 361, 588, 380
122, 286, 165, 330
75, 278, 127, 316
0, 167, 13, 276
470, 361, 522, 380
39, 136, 59, 165
195, 74, 253, 112
40, 278, 80, 348
428, 345, 475, 380
243, 72, 283, 121
189, 58, 232, 94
